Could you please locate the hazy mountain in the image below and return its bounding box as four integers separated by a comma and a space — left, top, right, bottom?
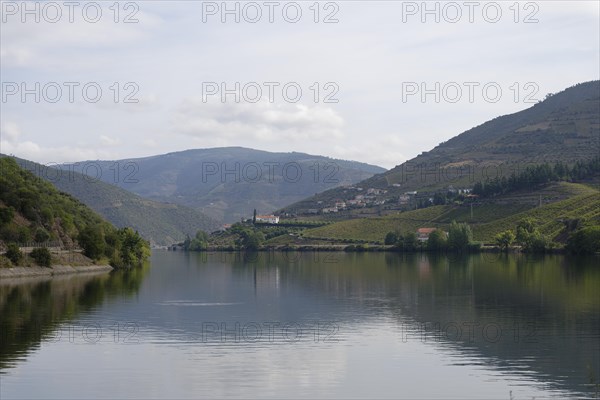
7, 156, 220, 246
63, 147, 385, 222
282, 80, 600, 214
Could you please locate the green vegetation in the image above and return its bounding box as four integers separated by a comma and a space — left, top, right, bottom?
384, 231, 398, 245
9, 156, 219, 246
304, 206, 450, 243
294, 185, 599, 251
241, 231, 265, 250
447, 221, 473, 252
495, 230, 516, 251
180, 223, 272, 251
427, 229, 447, 251
0, 157, 150, 268
5, 243, 22, 265
472, 158, 599, 198
472, 191, 600, 243
567, 226, 600, 254
383, 221, 476, 253
30, 248, 51, 267
283, 81, 599, 216
514, 218, 552, 253
183, 230, 210, 251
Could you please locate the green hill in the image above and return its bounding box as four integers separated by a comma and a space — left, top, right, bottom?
0, 157, 149, 268
61, 147, 385, 223
8, 156, 220, 246
281, 81, 600, 216
300, 182, 600, 245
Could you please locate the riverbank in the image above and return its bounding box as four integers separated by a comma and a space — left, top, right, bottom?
170, 244, 570, 254
0, 264, 113, 279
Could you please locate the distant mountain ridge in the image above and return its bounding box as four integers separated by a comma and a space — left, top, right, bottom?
63, 147, 385, 222
6, 156, 220, 246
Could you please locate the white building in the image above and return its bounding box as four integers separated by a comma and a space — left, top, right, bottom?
256, 215, 280, 224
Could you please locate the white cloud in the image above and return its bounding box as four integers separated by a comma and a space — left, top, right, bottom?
0, 1, 597, 169
142, 138, 158, 148
99, 135, 121, 146
0, 5, 163, 70
172, 99, 345, 145
0, 138, 118, 163
0, 122, 22, 143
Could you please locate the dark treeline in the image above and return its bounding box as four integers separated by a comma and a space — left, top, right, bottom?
472, 157, 600, 198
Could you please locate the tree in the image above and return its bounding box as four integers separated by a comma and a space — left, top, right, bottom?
526, 230, 550, 253
384, 231, 398, 245
0, 207, 14, 226
427, 229, 447, 251
78, 225, 106, 260
447, 221, 472, 251
117, 228, 150, 267
5, 243, 22, 265
566, 226, 600, 254
196, 230, 208, 242
402, 232, 418, 251
516, 218, 536, 244
242, 231, 265, 250
515, 219, 549, 253
186, 230, 209, 251
31, 247, 52, 267
495, 230, 515, 251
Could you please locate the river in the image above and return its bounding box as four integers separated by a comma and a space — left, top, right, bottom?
1, 251, 599, 399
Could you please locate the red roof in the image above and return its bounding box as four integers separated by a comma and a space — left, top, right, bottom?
417, 228, 436, 234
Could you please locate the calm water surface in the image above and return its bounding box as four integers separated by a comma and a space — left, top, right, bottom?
1, 251, 599, 399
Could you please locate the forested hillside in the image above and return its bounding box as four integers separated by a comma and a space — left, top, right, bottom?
0, 158, 149, 268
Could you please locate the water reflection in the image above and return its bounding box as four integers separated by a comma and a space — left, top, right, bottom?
0, 264, 149, 371
0, 252, 598, 399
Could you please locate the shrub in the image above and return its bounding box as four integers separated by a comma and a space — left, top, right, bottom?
34, 227, 50, 243
5, 243, 23, 265
384, 231, 398, 245
447, 221, 473, 251
0, 207, 15, 225
495, 230, 515, 251
567, 226, 600, 254
78, 225, 106, 259
31, 247, 52, 267
427, 230, 447, 251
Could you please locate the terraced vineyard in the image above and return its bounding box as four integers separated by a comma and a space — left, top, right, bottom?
300, 183, 599, 245
472, 192, 600, 243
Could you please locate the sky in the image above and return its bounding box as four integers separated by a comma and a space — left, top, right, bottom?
1, 0, 599, 169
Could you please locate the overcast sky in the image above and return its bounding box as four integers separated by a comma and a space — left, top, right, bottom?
1, 1, 598, 169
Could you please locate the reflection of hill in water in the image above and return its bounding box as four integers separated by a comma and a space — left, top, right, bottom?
353, 254, 597, 396
220, 252, 600, 396
1, 251, 598, 396
0, 265, 149, 371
